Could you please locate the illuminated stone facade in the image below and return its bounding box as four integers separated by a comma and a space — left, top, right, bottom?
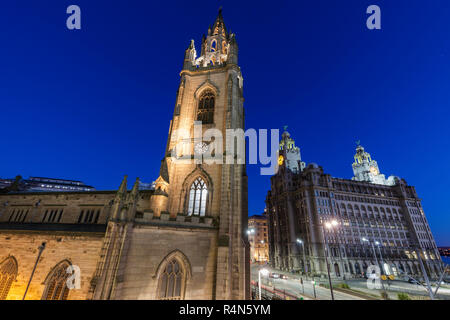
266, 130, 443, 280
248, 215, 269, 263
0, 10, 249, 300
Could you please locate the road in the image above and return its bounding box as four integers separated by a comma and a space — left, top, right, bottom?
346, 278, 450, 300
251, 265, 365, 300
252, 265, 450, 300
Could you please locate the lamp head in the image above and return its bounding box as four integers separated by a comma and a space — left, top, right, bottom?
260, 268, 270, 276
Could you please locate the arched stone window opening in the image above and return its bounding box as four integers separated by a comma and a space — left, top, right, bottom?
222, 41, 227, 54
42, 261, 71, 300
0, 257, 18, 300
187, 177, 208, 216
157, 258, 186, 300
211, 40, 217, 52
196, 90, 215, 124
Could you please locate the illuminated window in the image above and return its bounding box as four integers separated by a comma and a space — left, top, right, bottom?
157, 259, 186, 300
0, 257, 18, 300
196, 90, 215, 124
42, 261, 71, 300
187, 178, 208, 216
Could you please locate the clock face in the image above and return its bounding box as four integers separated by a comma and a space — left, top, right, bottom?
194, 142, 209, 155
278, 155, 284, 166
370, 166, 379, 175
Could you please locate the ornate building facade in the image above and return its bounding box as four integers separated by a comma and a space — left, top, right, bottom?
266, 129, 443, 280
0, 10, 249, 300
248, 214, 269, 263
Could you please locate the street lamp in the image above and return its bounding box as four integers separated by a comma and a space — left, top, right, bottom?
258, 268, 270, 300
362, 238, 380, 271
23, 242, 46, 300
296, 238, 308, 276
374, 241, 386, 274
321, 220, 339, 300
247, 228, 256, 263
362, 237, 387, 296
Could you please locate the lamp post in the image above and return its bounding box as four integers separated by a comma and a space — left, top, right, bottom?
362, 238, 387, 296
362, 238, 380, 270
23, 242, 46, 300
258, 268, 269, 300
416, 247, 434, 300
296, 239, 308, 276
321, 220, 338, 300
247, 228, 255, 263
311, 280, 317, 299
374, 241, 385, 274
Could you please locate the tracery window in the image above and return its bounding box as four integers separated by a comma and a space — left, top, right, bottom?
157, 259, 185, 300
196, 90, 215, 124
187, 177, 208, 216
0, 257, 18, 300
42, 261, 71, 300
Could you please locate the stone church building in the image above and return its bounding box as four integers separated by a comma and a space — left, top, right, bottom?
0, 10, 250, 300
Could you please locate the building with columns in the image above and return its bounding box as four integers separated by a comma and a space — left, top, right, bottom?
0, 10, 249, 300
248, 214, 269, 263
266, 129, 443, 280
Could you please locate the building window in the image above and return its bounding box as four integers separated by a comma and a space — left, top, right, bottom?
8, 209, 29, 223
0, 257, 18, 300
77, 209, 101, 224
42, 261, 71, 300
157, 259, 186, 300
187, 177, 208, 216
196, 90, 215, 124
42, 209, 64, 223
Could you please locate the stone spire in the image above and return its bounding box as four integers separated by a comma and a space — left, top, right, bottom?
182, 39, 197, 70
110, 175, 128, 221
194, 8, 234, 67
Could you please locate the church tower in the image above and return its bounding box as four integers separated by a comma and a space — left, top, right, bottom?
152, 9, 249, 300
352, 142, 395, 186
278, 127, 306, 174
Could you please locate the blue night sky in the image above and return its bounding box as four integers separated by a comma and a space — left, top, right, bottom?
0, 1, 449, 245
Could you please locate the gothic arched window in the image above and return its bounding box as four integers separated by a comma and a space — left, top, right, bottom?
157, 258, 186, 300
187, 177, 208, 216
222, 41, 227, 54
42, 261, 71, 300
0, 257, 18, 300
197, 90, 215, 124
